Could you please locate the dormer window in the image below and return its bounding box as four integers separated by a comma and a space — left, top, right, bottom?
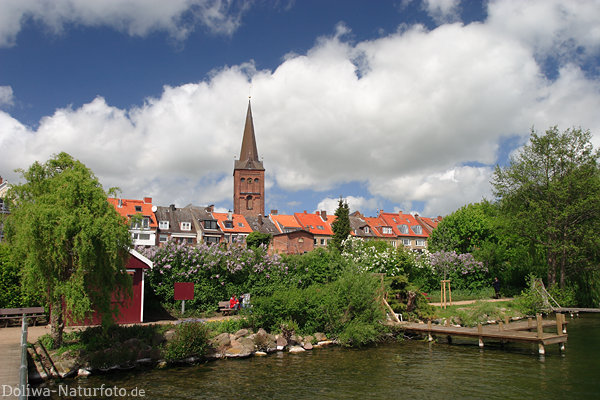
364, 226, 370, 234
382, 227, 393, 234
224, 221, 233, 229
398, 224, 409, 234
135, 205, 142, 212
204, 220, 218, 230
159, 220, 169, 229
412, 225, 423, 234
317, 225, 324, 230
181, 222, 191, 231
238, 222, 244, 227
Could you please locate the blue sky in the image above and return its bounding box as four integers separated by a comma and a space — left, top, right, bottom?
1, 0, 599, 217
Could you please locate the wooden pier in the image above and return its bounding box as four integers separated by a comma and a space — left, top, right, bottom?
395, 313, 568, 355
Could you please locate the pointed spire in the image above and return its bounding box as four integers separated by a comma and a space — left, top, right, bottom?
235, 100, 264, 170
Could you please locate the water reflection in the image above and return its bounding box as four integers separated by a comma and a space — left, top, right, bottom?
39, 315, 599, 399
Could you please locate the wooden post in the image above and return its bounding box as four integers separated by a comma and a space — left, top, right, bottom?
448, 281, 452, 306
556, 313, 562, 335
504, 316, 509, 326
440, 282, 443, 309
498, 321, 503, 331
536, 314, 543, 339
561, 313, 567, 334
427, 320, 433, 342
477, 323, 484, 348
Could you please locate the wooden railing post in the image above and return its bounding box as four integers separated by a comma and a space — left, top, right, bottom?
477, 323, 484, 348
536, 313, 543, 339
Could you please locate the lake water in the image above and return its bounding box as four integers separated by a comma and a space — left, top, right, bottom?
41, 314, 600, 399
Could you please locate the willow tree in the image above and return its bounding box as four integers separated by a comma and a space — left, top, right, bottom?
492, 127, 600, 304
6, 153, 132, 347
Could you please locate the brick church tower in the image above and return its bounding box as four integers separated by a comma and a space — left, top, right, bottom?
233, 100, 265, 217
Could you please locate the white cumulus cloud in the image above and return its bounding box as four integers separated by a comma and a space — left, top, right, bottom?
0, 0, 248, 47
1, 0, 600, 216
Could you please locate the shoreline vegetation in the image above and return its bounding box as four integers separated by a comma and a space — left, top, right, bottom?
29, 297, 530, 382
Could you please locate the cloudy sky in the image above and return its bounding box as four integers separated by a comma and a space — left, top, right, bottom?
1, 0, 599, 217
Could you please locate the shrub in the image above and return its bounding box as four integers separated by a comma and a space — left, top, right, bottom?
164, 322, 210, 361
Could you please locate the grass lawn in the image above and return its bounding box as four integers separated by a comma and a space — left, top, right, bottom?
432, 300, 524, 327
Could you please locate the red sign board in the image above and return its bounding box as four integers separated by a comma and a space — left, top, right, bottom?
174, 282, 194, 300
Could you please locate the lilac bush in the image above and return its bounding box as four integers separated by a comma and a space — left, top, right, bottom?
422, 250, 490, 291
139, 240, 285, 311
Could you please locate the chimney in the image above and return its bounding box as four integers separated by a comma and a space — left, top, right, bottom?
303, 210, 307, 214
270, 209, 278, 215
228, 210, 233, 221
144, 197, 152, 204
170, 204, 176, 212
258, 214, 263, 224
320, 210, 327, 220
207, 205, 214, 212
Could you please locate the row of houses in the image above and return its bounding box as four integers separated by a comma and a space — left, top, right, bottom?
108, 196, 442, 254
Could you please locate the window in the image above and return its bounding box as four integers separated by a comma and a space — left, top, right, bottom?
135, 205, 142, 212
159, 220, 169, 229
246, 195, 253, 210
416, 239, 426, 247
139, 233, 150, 241
159, 234, 168, 243
254, 178, 259, 183
382, 227, 392, 234
317, 225, 324, 230
238, 222, 244, 227
205, 236, 220, 244
364, 227, 370, 234
186, 238, 194, 244
412, 225, 423, 234
241, 178, 245, 184
181, 222, 191, 231
402, 238, 411, 246
142, 217, 150, 229
320, 238, 325, 245
298, 238, 304, 243
314, 238, 317, 245
204, 220, 218, 230
398, 224, 409, 234
224, 221, 233, 228
391, 241, 396, 247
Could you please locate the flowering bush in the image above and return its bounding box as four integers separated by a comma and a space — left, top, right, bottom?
141, 241, 285, 311
341, 237, 416, 276
411, 249, 490, 291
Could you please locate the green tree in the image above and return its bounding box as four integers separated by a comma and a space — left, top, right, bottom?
492, 127, 600, 304
428, 201, 498, 254
245, 231, 272, 249
5, 153, 132, 347
331, 197, 350, 252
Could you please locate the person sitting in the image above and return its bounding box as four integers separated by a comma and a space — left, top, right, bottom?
229, 294, 238, 311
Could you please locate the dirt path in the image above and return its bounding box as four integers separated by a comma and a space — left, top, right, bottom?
428, 297, 514, 307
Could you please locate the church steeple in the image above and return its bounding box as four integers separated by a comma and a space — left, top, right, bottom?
233, 99, 265, 217
235, 100, 264, 170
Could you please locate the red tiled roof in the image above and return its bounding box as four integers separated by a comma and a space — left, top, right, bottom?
379, 212, 428, 237
294, 211, 333, 235
270, 214, 303, 233
107, 197, 157, 227
213, 212, 253, 233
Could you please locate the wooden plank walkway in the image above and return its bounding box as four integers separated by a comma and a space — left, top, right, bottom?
554, 307, 600, 313
0, 327, 24, 400
394, 314, 568, 354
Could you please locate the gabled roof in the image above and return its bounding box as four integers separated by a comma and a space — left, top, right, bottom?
245, 215, 280, 235
294, 211, 333, 236
379, 211, 429, 238
270, 214, 303, 233
415, 215, 442, 234
363, 216, 390, 237
185, 205, 223, 236
154, 205, 195, 235
234, 100, 264, 171
349, 213, 378, 238
213, 212, 253, 234
107, 197, 157, 228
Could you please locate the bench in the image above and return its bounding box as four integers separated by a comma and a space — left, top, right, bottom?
0, 307, 46, 327
218, 301, 234, 315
